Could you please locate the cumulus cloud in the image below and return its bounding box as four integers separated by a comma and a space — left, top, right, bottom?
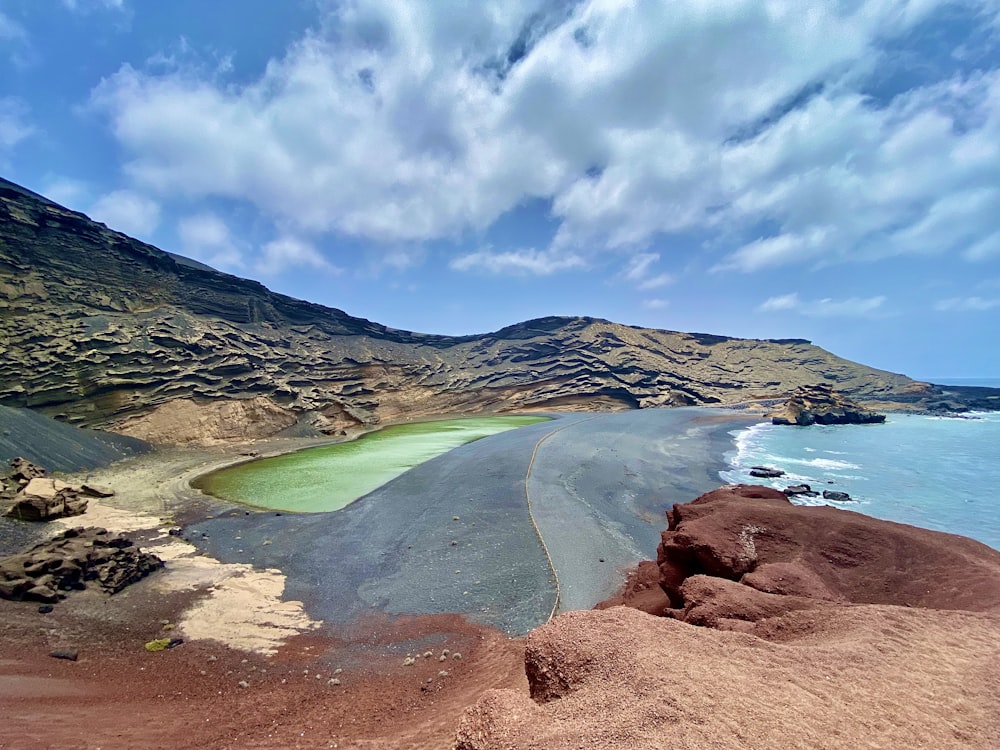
89, 189, 160, 236
177, 213, 245, 271
254, 237, 340, 277
934, 296, 1000, 312
450, 247, 585, 276
87, 0, 1000, 275
758, 293, 887, 317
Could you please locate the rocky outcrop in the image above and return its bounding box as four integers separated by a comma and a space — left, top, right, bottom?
770, 383, 886, 425
2, 177, 980, 445
5, 477, 88, 521
459, 488, 1000, 748
656, 484, 1000, 618
0, 526, 162, 602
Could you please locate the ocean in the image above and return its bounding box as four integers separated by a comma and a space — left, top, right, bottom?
720, 411, 1000, 551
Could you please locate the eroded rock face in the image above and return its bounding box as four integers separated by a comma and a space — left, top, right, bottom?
0, 177, 964, 445
656, 484, 1000, 618
4, 477, 88, 521
770, 383, 887, 425
0, 526, 162, 602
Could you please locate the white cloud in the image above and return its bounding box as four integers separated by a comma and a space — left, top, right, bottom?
0, 98, 33, 151
758, 294, 887, 317
254, 237, 339, 277
177, 213, 244, 271
42, 177, 90, 210
642, 298, 669, 310
450, 247, 585, 276
757, 293, 801, 312
87, 0, 1000, 276
621, 253, 675, 290
89, 189, 160, 236
934, 296, 1000, 312
963, 230, 1000, 261
62, 0, 126, 11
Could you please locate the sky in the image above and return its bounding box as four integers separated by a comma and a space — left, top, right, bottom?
1, 0, 999, 379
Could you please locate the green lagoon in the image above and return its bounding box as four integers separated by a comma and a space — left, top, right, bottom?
193, 415, 549, 513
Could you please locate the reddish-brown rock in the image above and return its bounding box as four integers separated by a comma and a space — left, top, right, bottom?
657, 484, 1000, 619
455, 606, 1000, 750
458, 486, 1000, 749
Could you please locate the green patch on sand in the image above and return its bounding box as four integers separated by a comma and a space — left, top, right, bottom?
193, 415, 549, 513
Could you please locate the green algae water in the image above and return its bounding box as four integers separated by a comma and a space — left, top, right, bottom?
194, 416, 549, 513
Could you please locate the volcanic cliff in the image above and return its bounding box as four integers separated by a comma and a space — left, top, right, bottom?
0, 176, 977, 444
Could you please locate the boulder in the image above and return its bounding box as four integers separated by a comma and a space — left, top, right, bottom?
8, 456, 45, 485
749, 466, 784, 478
0, 527, 162, 602
5, 478, 88, 521
822, 490, 852, 503
770, 383, 886, 426
783, 483, 818, 498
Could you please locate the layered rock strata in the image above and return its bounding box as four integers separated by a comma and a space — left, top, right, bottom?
769, 383, 886, 425
0, 177, 957, 445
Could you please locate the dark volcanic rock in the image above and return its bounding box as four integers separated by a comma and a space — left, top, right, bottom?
770, 383, 887, 426
0, 176, 944, 445
782, 483, 818, 498
822, 490, 852, 502
749, 466, 784, 478
0, 527, 162, 602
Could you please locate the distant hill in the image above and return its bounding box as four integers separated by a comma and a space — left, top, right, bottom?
0, 176, 986, 444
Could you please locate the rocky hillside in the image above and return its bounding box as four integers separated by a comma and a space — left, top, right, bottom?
0, 176, 967, 444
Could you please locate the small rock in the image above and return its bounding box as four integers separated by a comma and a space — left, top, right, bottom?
452, 652, 462, 660
37, 604, 54, 614
822, 490, 853, 503
49, 648, 78, 661
438, 670, 449, 677
328, 678, 341, 686
403, 656, 416, 666
238, 680, 249, 688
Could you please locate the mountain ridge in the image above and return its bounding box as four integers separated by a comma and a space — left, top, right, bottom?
1, 175, 989, 444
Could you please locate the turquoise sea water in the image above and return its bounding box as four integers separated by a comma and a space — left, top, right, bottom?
720, 411, 1000, 551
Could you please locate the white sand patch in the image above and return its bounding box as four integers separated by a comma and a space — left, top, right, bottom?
51, 500, 165, 534
151, 540, 321, 655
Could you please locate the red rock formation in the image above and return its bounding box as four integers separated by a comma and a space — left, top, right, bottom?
458, 486, 1000, 748
657, 484, 1000, 619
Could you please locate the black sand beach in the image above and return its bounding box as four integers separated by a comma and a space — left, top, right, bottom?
188, 408, 753, 634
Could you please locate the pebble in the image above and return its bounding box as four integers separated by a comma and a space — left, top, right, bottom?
49, 648, 78, 661
238, 680, 249, 688
328, 678, 341, 686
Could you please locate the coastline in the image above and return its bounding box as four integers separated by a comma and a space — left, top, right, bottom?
0, 406, 754, 748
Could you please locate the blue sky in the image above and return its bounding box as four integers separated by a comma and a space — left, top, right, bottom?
1, 0, 999, 378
